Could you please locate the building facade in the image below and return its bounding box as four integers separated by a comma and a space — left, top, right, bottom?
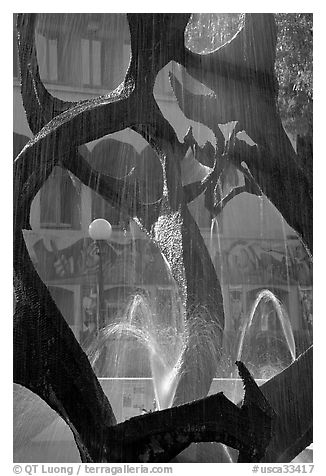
13, 13, 312, 381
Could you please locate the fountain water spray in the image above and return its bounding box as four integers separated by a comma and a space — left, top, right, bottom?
236, 289, 296, 378
88, 294, 187, 410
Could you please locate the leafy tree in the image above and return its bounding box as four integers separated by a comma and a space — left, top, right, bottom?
275, 13, 312, 137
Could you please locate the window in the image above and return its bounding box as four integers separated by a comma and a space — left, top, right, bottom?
123, 394, 131, 407
13, 27, 19, 78
35, 32, 58, 82
81, 38, 102, 87
133, 386, 145, 394
40, 167, 80, 229
91, 191, 127, 228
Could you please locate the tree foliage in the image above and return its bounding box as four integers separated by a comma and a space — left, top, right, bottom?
275, 13, 312, 136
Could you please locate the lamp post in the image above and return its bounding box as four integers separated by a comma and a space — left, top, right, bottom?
88, 218, 112, 334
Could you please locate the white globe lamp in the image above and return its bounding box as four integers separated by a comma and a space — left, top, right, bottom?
88, 218, 112, 241
88, 218, 112, 334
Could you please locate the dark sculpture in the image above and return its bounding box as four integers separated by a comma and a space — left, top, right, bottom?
13, 13, 312, 462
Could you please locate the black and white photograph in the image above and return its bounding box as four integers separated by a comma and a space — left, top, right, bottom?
11, 6, 315, 471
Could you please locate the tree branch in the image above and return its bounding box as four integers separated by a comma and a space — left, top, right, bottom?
171, 14, 312, 253
228, 138, 312, 252
14, 232, 118, 462
89, 360, 275, 463
129, 117, 226, 405
260, 346, 312, 463
181, 14, 278, 111
14, 13, 312, 464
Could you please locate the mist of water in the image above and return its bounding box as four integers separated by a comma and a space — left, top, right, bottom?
88, 294, 187, 410
236, 289, 296, 377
